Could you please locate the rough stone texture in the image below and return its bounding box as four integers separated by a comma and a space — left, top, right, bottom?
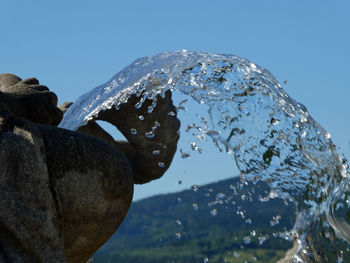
0, 74, 22, 89
93, 90, 180, 184
58, 102, 73, 114
39, 124, 134, 263
0, 74, 63, 126
0, 105, 66, 263
0, 74, 180, 262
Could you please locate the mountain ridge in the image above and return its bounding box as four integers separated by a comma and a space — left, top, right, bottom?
94, 177, 296, 263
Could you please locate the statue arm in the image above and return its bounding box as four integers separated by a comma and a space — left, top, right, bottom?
77, 90, 180, 184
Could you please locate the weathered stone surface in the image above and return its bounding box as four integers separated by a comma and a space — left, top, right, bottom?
93, 90, 180, 184
39, 123, 134, 263
0, 108, 66, 263
0, 74, 180, 262
0, 74, 22, 89
0, 73, 63, 126
58, 102, 73, 114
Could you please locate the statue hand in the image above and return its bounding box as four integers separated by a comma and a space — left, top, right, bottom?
97, 90, 180, 184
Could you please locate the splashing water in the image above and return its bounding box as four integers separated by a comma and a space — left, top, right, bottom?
60, 50, 350, 262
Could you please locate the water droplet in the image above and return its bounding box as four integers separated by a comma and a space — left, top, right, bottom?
181, 152, 190, 159
258, 235, 268, 245
190, 142, 196, 150
135, 101, 143, 109
130, 128, 137, 135
207, 130, 220, 135
190, 142, 203, 153
203, 257, 209, 263
145, 131, 155, 138
158, 162, 165, 168
153, 149, 160, 155
271, 118, 279, 125
138, 115, 144, 120
147, 100, 157, 114
177, 197, 182, 203
193, 203, 199, 211
191, 185, 199, 192
250, 230, 256, 236
268, 190, 278, 199
216, 193, 226, 199
176, 220, 182, 225
147, 106, 153, 114
245, 218, 252, 224
186, 123, 196, 132
243, 236, 251, 244
176, 99, 188, 111
168, 111, 176, 116
154, 121, 160, 128
175, 232, 181, 239
237, 210, 245, 219
258, 195, 269, 202
270, 215, 281, 226
210, 209, 217, 216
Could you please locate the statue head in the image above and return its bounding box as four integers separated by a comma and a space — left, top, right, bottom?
0, 73, 63, 125
0, 73, 22, 89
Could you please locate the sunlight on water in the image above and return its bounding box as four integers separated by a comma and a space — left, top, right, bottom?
60, 50, 350, 262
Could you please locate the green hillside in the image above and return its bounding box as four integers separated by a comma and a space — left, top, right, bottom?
93, 177, 296, 263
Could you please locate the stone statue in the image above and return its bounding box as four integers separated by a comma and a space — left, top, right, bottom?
0, 73, 180, 263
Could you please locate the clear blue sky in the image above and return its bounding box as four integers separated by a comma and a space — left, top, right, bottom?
1, 1, 349, 200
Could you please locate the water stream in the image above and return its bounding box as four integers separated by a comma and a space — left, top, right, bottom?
60, 50, 350, 262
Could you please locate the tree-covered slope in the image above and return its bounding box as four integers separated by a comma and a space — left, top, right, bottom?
94, 177, 296, 263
